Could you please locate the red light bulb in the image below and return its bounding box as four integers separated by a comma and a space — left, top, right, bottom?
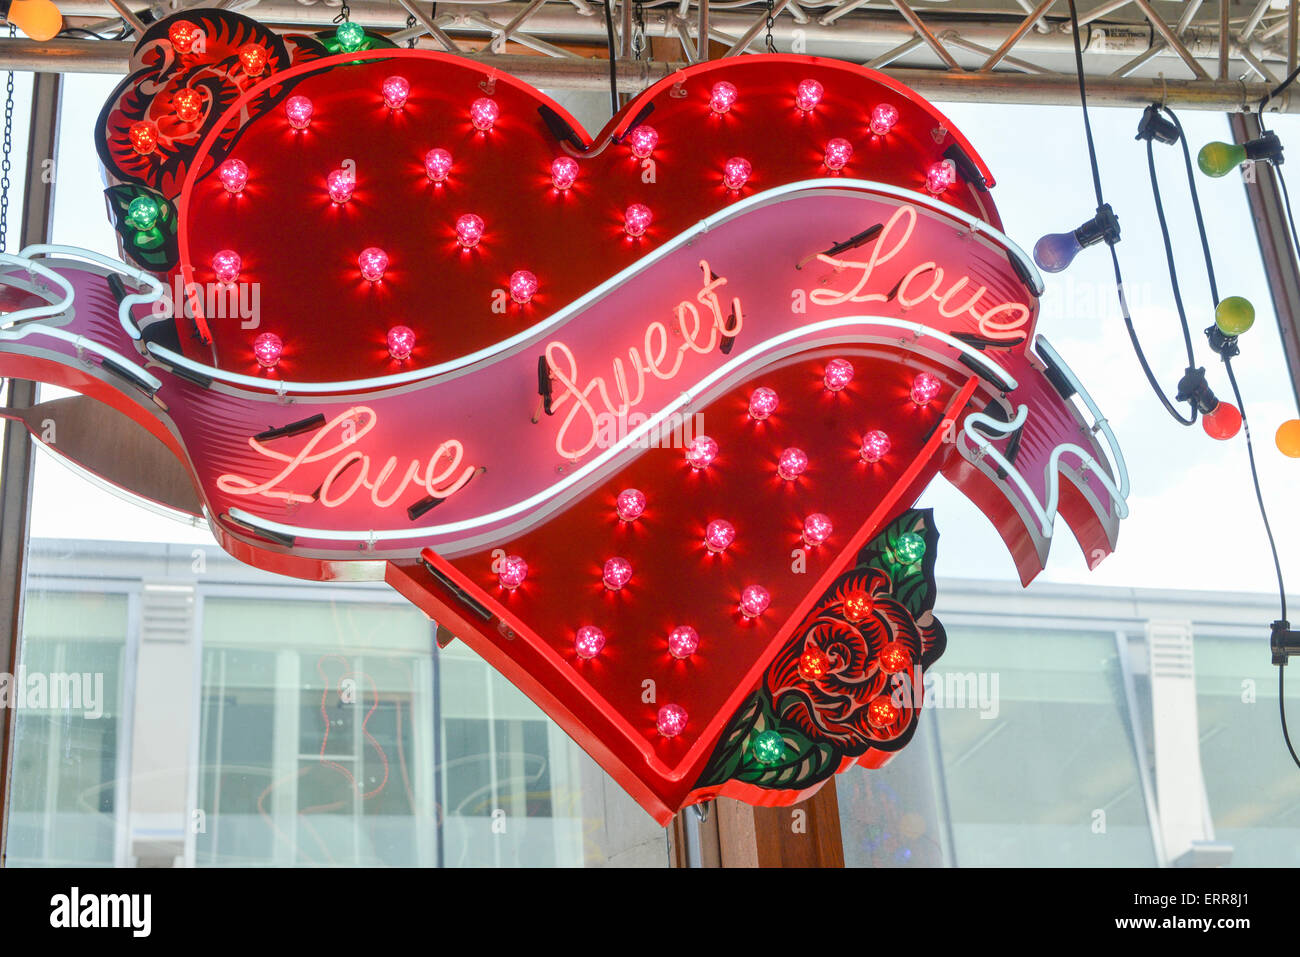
358, 247, 388, 282
168, 20, 199, 54
1202, 401, 1242, 440
509, 270, 538, 304
628, 125, 658, 159
456, 213, 485, 249
867, 697, 899, 728
802, 513, 833, 547
327, 167, 355, 204
253, 332, 282, 369
211, 249, 241, 284
824, 137, 853, 172
382, 75, 409, 111
668, 626, 699, 660
911, 371, 942, 406
470, 97, 498, 131
238, 43, 267, 77
925, 159, 957, 195
173, 87, 202, 123
823, 357, 854, 391
748, 386, 778, 420
739, 585, 770, 619
285, 95, 313, 130
860, 429, 891, 464
424, 148, 452, 183
551, 155, 578, 191
217, 158, 248, 194
624, 203, 652, 238
777, 447, 808, 481
386, 325, 415, 361
878, 641, 911, 674
603, 556, 632, 591
704, 519, 735, 554
723, 156, 752, 192
843, 591, 873, 622
129, 121, 158, 156
657, 703, 688, 737
574, 625, 606, 660
795, 78, 823, 112
685, 435, 718, 470
870, 103, 899, 136
615, 488, 646, 522
498, 554, 528, 589
798, 646, 831, 681
709, 80, 738, 114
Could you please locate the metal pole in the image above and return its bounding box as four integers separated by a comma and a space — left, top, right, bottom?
1231, 111, 1300, 415
0, 70, 61, 867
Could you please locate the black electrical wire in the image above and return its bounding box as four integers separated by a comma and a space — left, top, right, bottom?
600, 0, 619, 117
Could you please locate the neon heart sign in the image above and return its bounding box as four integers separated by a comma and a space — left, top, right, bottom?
0, 9, 1128, 823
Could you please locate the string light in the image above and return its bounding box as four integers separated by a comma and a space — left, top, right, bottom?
168, 20, 200, 53
253, 332, 282, 368
777, 447, 808, 481
751, 730, 786, 765
704, 519, 735, 553
498, 554, 528, 589
723, 157, 752, 191
657, 704, 688, 737
795, 79, 823, 112
685, 435, 718, 469
551, 156, 578, 191
424, 148, 452, 183
386, 325, 415, 361
824, 137, 853, 172
925, 159, 957, 195
456, 213, 485, 249
218, 159, 248, 194
739, 585, 770, 619
603, 556, 632, 590
575, 625, 606, 659
128, 121, 158, 156
615, 488, 646, 522
285, 96, 313, 130
860, 430, 890, 464
382, 76, 410, 111
802, 513, 833, 547
870, 103, 899, 135
238, 43, 267, 78
327, 167, 355, 204
509, 270, 538, 304
211, 249, 241, 284
470, 97, 498, 132
173, 88, 202, 123
624, 203, 652, 238
709, 81, 738, 114
358, 247, 388, 282
910, 372, 942, 406
798, 647, 831, 681
125, 196, 159, 230
668, 626, 699, 659
336, 20, 366, 52
894, 531, 926, 564
823, 357, 854, 392
748, 387, 778, 420
628, 125, 658, 159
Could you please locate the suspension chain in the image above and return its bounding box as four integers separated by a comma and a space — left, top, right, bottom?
765, 0, 776, 53
1, 26, 14, 253
406, 12, 417, 47
332, 1, 350, 24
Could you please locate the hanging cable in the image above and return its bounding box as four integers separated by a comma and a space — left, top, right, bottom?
600, 0, 619, 116
1, 25, 12, 254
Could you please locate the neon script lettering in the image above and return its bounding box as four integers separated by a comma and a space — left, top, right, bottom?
217, 407, 476, 510
545, 259, 743, 459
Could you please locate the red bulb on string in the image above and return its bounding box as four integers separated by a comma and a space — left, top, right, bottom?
824, 357, 854, 392
704, 519, 735, 554
685, 435, 718, 469
777, 447, 808, 481
1202, 401, 1242, 440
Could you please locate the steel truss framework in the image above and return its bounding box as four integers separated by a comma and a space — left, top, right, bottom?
0, 0, 1297, 111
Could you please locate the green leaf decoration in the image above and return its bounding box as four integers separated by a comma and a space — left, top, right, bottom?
854, 507, 940, 620
105, 184, 178, 271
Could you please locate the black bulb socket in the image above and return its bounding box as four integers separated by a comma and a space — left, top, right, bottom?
1175, 366, 1220, 414
1074, 203, 1122, 251
1244, 131, 1285, 167
1136, 105, 1180, 145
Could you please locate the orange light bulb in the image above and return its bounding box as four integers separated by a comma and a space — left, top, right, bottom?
6, 0, 61, 42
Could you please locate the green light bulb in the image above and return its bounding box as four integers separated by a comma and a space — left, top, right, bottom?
1198, 141, 1247, 178
336, 20, 365, 52
894, 531, 926, 565
751, 730, 786, 766
1215, 296, 1255, 336
125, 195, 159, 230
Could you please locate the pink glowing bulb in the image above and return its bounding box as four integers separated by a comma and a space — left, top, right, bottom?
615, 488, 646, 522
456, 213, 485, 249
285, 95, 313, 130
603, 556, 632, 591
498, 554, 528, 589
358, 246, 388, 282
657, 703, 688, 737
926, 159, 957, 195
739, 585, 770, 619
668, 626, 699, 660
382, 75, 409, 111
796, 78, 823, 112
911, 371, 942, 405
387, 325, 415, 361
551, 155, 578, 191
704, 519, 735, 554
574, 625, 606, 660
860, 429, 891, 464
212, 249, 241, 285
803, 513, 833, 547
824, 357, 854, 392
723, 156, 752, 191
470, 96, 498, 131
509, 269, 538, 304
870, 102, 899, 136
253, 332, 282, 369
685, 435, 718, 470
777, 447, 808, 481
748, 386, 778, 420
327, 167, 355, 204
825, 137, 853, 171
424, 148, 452, 183
710, 80, 738, 114
628, 125, 658, 159
624, 203, 652, 238
217, 158, 248, 194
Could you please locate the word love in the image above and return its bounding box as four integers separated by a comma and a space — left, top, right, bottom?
809, 204, 1031, 344
545, 259, 744, 460
217, 407, 476, 510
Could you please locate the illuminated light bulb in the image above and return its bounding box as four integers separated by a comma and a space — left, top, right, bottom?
723, 156, 752, 192
1215, 296, 1255, 336
285, 95, 313, 130
382, 75, 409, 111
925, 159, 957, 195
386, 325, 415, 361
574, 625, 606, 660
911, 371, 942, 406
627, 125, 658, 159
878, 641, 911, 674
709, 80, 738, 114
1034, 204, 1120, 273
498, 554, 528, 590
668, 626, 699, 660
5, 0, 60, 41
358, 246, 388, 282
824, 137, 853, 171
843, 590, 873, 622
802, 513, 833, 547
603, 556, 632, 591
238, 43, 267, 77
1198, 141, 1248, 177
860, 429, 891, 464
509, 269, 538, 304
455, 213, 485, 249
739, 585, 770, 619
124, 196, 159, 231
253, 332, 282, 369
173, 87, 202, 123
424, 148, 452, 183
777, 447, 808, 481
616, 488, 646, 522
129, 121, 158, 156
218, 158, 248, 194
470, 96, 498, 132
1277, 419, 1300, 458
685, 434, 718, 470
798, 646, 831, 681
870, 102, 900, 136
894, 531, 926, 564
624, 203, 652, 238
168, 20, 199, 54
752, 729, 786, 765
867, 696, 899, 728
795, 78, 823, 112
657, 703, 688, 737
551, 155, 578, 191
704, 519, 735, 554
211, 249, 241, 285
327, 167, 355, 204
823, 357, 854, 392
335, 20, 366, 52
748, 386, 778, 420
1202, 401, 1242, 440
